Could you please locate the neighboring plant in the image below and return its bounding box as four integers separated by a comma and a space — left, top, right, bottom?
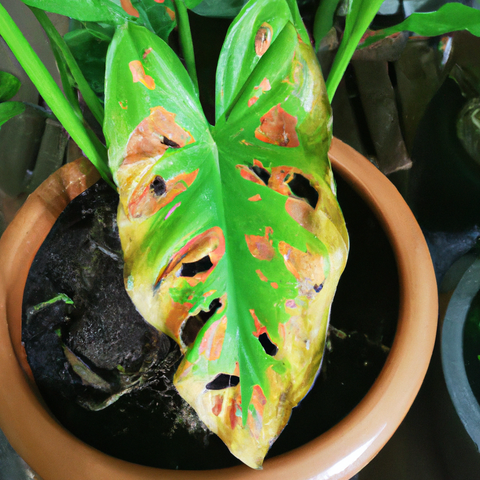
1, 0, 480, 470
0, 71, 24, 128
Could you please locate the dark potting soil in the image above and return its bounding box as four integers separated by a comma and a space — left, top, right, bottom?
22, 174, 398, 470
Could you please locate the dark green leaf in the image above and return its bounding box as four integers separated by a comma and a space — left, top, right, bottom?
64, 26, 114, 100
0, 71, 21, 102
22, 0, 177, 40
361, 3, 480, 48
0, 102, 25, 128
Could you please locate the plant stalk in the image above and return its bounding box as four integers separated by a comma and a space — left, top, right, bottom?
175, 0, 200, 96
30, 7, 105, 126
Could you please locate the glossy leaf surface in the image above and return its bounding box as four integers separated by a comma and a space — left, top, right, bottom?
104, 0, 348, 469
0, 71, 21, 102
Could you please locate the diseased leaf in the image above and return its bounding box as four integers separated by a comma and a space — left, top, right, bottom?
360, 3, 480, 48
0, 101, 25, 128
104, 0, 348, 469
0, 71, 21, 102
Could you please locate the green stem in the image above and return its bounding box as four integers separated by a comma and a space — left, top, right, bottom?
325, 0, 384, 102
30, 7, 105, 126
0, 3, 113, 187
175, 0, 199, 96
325, 33, 356, 102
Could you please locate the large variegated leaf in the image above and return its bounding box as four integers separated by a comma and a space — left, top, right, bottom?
104, 0, 348, 469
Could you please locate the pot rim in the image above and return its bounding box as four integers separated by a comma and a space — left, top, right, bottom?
441, 252, 480, 446
0, 137, 438, 480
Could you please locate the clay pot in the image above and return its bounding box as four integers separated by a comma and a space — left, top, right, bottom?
0, 138, 437, 480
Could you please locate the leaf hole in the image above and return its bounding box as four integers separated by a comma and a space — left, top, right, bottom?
162, 136, 180, 148
288, 173, 319, 208
150, 176, 166, 196
249, 165, 271, 186
180, 298, 222, 347
259, 332, 278, 356
180, 255, 213, 277
206, 373, 240, 390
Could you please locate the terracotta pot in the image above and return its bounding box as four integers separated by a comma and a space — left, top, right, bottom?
0, 138, 438, 480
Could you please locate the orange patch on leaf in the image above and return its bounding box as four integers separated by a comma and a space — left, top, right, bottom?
278, 241, 325, 288
247, 385, 267, 438
255, 269, 268, 282
248, 194, 262, 202
256, 77, 271, 92
121, 0, 139, 16
143, 47, 153, 59
199, 316, 227, 361
212, 395, 223, 416
255, 104, 299, 147
119, 101, 128, 110
236, 165, 266, 186
245, 227, 275, 261
165, 6, 175, 21
271, 282, 279, 289
129, 60, 155, 90
124, 106, 194, 165
248, 78, 271, 107
250, 309, 267, 338
155, 227, 226, 288
128, 169, 198, 219
285, 196, 316, 233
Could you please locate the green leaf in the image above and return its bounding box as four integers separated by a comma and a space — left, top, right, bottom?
325, 0, 384, 101
104, 0, 347, 469
0, 71, 21, 102
22, 0, 177, 40
313, 0, 342, 49
64, 25, 114, 101
360, 3, 480, 49
0, 101, 25, 128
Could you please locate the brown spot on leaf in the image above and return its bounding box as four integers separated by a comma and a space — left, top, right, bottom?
245, 227, 275, 261
129, 60, 155, 89
128, 169, 198, 219
285, 196, 316, 233
278, 242, 325, 288
155, 227, 226, 289
165, 6, 175, 21
255, 22, 273, 56
256, 269, 268, 282
124, 106, 194, 165
255, 104, 299, 147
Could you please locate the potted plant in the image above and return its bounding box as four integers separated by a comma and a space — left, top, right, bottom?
0, 0, 477, 477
